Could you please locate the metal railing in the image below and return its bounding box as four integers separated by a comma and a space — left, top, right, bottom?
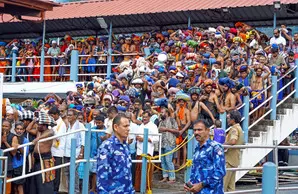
0, 124, 162, 194
222, 144, 298, 194
0, 51, 142, 82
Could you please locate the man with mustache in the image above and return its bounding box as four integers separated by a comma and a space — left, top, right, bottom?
184, 119, 225, 193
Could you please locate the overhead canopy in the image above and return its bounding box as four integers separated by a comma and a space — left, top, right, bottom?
0, 0, 60, 18
0, 0, 298, 39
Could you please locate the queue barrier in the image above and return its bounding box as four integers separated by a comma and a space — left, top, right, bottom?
0, 51, 142, 82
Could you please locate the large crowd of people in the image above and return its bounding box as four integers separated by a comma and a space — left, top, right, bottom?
1, 22, 298, 193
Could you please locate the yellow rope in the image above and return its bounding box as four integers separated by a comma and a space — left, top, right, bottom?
142, 134, 195, 193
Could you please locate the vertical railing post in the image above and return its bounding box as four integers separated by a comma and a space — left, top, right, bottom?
69, 138, 76, 194
294, 59, 298, 98
185, 129, 193, 184
106, 22, 113, 80
273, 141, 279, 194
82, 124, 91, 194
0, 150, 3, 193
270, 76, 278, 120
262, 162, 276, 194
187, 16, 191, 28
70, 50, 79, 82
140, 128, 149, 194
242, 95, 250, 143
11, 52, 16, 82
220, 112, 227, 131
273, 11, 277, 29
40, 19, 46, 82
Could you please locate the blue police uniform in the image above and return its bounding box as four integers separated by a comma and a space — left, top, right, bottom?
96, 135, 135, 194
189, 139, 226, 194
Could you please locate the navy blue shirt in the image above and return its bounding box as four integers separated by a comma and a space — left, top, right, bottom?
189, 139, 226, 194
96, 135, 135, 194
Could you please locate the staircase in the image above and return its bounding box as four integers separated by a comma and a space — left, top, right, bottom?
236, 98, 298, 181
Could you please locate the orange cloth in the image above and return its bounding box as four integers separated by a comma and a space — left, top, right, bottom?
0, 61, 6, 73
44, 58, 52, 82
177, 103, 186, 121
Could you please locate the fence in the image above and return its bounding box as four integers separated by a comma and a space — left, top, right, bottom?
0, 51, 143, 82
0, 124, 162, 194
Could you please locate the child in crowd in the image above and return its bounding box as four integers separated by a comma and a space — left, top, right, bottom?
212, 120, 226, 144
90, 114, 109, 194
12, 122, 29, 194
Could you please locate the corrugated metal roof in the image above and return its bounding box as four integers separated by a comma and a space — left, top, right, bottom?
42, 0, 297, 20
0, 1, 298, 39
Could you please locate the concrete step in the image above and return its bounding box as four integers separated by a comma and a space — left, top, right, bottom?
279, 103, 293, 109
258, 119, 274, 126
277, 108, 287, 115
153, 170, 185, 184
249, 130, 262, 137
250, 125, 268, 132
285, 97, 298, 104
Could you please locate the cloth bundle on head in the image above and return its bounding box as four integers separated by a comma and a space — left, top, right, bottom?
239, 65, 248, 72
124, 88, 137, 98
168, 87, 180, 95
20, 110, 34, 121
168, 78, 180, 88
131, 78, 143, 85
175, 91, 190, 101
219, 77, 235, 88
204, 79, 214, 87
103, 94, 113, 101
38, 111, 56, 127
189, 87, 201, 95
6, 106, 13, 114
154, 98, 168, 107
116, 105, 127, 112
119, 95, 130, 104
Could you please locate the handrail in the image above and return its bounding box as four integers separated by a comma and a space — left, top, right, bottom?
0, 52, 142, 60
3, 128, 86, 153
276, 90, 296, 107
249, 84, 272, 102
277, 77, 297, 94
277, 66, 297, 82
249, 96, 273, 116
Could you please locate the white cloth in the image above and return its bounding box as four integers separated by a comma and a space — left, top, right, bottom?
136, 121, 159, 156
104, 118, 114, 135
270, 36, 286, 46
64, 120, 86, 157
51, 117, 67, 157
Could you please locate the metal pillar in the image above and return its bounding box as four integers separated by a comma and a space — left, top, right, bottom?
70, 50, 79, 82
106, 22, 113, 80
262, 162, 276, 194
185, 129, 193, 183
295, 59, 298, 98
69, 138, 76, 194
242, 95, 250, 143
11, 52, 16, 82
82, 124, 91, 194
40, 19, 46, 82
270, 76, 278, 120
188, 16, 191, 28
0, 150, 3, 193
273, 11, 277, 29
140, 128, 149, 194
220, 112, 227, 130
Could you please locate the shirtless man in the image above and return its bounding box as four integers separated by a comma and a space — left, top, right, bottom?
31, 112, 55, 194
219, 78, 237, 112
175, 98, 191, 167
189, 87, 216, 127
250, 65, 271, 121
200, 79, 224, 123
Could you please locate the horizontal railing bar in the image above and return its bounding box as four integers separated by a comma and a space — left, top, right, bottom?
225, 188, 262, 194
249, 96, 273, 116
279, 186, 298, 191
277, 66, 297, 82
249, 85, 272, 102
248, 109, 272, 130
3, 128, 86, 153
276, 90, 296, 108
277, 78, 297, 94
